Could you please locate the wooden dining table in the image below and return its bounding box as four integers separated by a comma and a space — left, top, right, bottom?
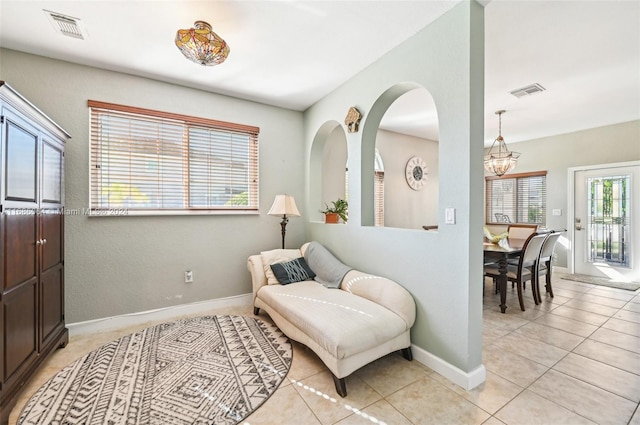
483, 238, 526, 313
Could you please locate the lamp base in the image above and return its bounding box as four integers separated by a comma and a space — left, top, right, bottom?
279, 215, 289, 249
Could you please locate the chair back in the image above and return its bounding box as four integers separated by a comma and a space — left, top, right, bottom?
539, 230, 565, 262
508, 224, 538, 240
519, 232, 548, 269
495, 213, 511, 223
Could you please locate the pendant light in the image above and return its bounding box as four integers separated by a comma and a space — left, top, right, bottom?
484, 110, 520, 177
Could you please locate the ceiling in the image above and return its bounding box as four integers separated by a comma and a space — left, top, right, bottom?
1, 1, 638, 146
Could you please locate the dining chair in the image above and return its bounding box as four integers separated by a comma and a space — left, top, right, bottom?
484, 232, 549, 311
533, 230, 566, 303
507, 223, 538, 240
495, 213, 511, 223
505, 224, 541, 287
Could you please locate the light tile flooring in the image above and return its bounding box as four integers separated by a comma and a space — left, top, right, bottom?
8, 274, 640, 424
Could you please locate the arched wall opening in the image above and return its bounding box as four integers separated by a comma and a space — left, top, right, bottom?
309, 120, 347, 223
361, 83, 439, 229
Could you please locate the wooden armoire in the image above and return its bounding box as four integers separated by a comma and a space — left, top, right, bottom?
0, 82, 69, 423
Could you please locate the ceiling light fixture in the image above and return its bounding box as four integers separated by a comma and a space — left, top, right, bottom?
175, 21, 229, 66
484, 110, 520, 177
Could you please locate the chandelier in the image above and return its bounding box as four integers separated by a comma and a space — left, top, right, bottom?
484, 110, 520, 177
175, 21, 229, 66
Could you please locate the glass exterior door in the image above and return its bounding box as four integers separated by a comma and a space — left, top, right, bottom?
574, 164, 639, 281
586, 175, 630, 267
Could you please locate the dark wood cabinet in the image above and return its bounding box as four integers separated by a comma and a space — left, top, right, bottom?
0, 82, 69, 424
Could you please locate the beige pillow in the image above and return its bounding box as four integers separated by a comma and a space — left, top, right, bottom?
260, 248, 302, 285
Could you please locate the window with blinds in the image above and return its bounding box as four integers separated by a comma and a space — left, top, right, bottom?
89, 101, 259, 215
344, 149, 385, 226
374, 171, 385, 227
485, 171, 547, 225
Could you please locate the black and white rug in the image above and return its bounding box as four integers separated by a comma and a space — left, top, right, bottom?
19, 315, 292, 424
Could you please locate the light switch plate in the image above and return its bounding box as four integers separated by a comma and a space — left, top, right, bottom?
445, 207, 456, 224
552, 209, 562, 216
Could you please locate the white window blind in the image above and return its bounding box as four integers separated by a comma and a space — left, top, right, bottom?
486, 171, 547, 225
345, 150, 385, 226
89, 100, 259, 214
374, 171, 384, 227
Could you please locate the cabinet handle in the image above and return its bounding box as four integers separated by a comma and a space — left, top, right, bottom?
42, 238, 47, 244
35, 239, 42, 245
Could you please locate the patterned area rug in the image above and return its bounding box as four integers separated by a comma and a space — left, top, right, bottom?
18, 315, 292, 424
561, 273, 640, 291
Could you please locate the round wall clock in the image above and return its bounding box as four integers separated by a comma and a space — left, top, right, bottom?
405, 156, 428, 191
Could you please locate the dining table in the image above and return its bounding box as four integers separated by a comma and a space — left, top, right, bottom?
483, 238, 526, 313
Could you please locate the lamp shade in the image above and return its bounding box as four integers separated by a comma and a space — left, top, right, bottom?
268, 195, 300, 217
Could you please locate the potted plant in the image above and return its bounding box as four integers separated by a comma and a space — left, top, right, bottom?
321, 198, 348, 223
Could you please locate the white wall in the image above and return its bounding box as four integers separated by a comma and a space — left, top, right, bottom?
321, 125, 348, 210
376, 129, 439, 229
498, 120, 640, 268
0, 48, 307, 323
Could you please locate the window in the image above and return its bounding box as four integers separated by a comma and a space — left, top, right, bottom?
344, 150, 385, 226
89, 100, 259, 215
485, 171, 547, 225
374, 150, 384, 227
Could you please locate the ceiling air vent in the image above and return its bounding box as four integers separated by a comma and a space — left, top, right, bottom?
510, 83, 546, 98
44, 10, 86, 40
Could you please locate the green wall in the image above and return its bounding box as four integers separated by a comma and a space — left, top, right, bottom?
0, 48, 307, 323
304, 1, 486, 387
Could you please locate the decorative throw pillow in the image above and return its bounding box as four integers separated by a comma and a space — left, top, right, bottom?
270, 257, 316, 285
260, 249, 302, 285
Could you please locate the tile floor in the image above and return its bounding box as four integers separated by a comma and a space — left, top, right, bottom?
8, 274, 640, 424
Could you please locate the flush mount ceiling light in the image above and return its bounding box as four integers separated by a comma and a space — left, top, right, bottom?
175, 21, 230, 66
484, 110, 520, 177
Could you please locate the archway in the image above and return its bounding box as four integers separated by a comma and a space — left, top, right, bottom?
361, 84, 439, 229
309, 121, 347, 222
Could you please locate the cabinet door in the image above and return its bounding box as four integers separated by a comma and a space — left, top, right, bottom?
2, 280, 38, 387
3, 115, 38, 205
41, 139, 64, 206
40, 211, 64, 346
2, 211, 38, 293
0, 211, 39, 386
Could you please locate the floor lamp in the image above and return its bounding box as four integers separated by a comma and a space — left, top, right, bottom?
268, 194, 301, 249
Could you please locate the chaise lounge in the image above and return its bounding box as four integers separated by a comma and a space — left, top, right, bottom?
247, 241, 416, 397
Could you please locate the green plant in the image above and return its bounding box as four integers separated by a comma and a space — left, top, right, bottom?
321, 198, 348, 222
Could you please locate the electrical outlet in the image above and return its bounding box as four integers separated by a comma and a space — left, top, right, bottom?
184, 270, 194, 283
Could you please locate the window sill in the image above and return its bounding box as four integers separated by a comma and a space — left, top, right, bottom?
81, 208, 259, 217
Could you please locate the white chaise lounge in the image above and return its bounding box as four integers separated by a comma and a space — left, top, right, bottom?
247, 241, 416, 397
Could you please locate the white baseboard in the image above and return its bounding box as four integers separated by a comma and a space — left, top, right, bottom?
555, 266, 569, 275
67, 293, 253, 337
411, 344, 486, 390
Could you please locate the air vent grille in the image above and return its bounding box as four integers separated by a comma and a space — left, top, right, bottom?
510, 83, 546, 98
44, 10, 85, 40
